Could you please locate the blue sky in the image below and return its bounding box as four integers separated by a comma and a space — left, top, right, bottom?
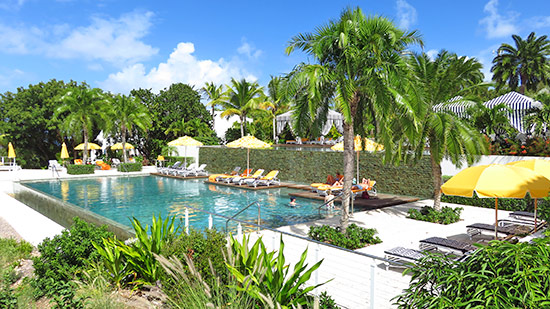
1, 0, 550, 95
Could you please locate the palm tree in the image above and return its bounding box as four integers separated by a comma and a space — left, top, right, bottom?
109, 94, 152, 163
491, 32, 550, 94
219, 78, 265, 138
202, 82, 225, 126
260, 76, 290, 142
524, 91, 550, 137
465, 102, 512, 138
164, 118, 212, 138
286, 8, 422, 231
56, 86, 108, 163
407, 51, 488, 210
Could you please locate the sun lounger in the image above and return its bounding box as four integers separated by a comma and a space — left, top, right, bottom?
180, 163, 207, 177
250, 170, 280, 187
221, 169, 253, 183
466, 223, 533, 239
419, 237, 477, 255
173, 163, 197, 176
159, 161, 181, 174
384, 247, 426, 270
111, 158, 121, 168
48, 160, 63, 171
236, 169, 265, 185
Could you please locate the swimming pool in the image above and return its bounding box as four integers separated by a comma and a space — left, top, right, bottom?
24, 175, 325, 231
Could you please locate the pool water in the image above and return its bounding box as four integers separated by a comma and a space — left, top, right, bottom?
25, 176, 325, 230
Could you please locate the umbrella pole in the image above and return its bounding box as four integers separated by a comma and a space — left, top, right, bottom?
495, 198, 498, 240
247, 148, 250, 176
184, 147, 187, 167
535, 198, 538, 232
356, 151, 359, 182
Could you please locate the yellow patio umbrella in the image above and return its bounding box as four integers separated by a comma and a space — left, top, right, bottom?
226, 135, 271, 176
74, 143, 101, 150
111, 142, 134, 150
7, 142, 15, 158
167, 136, 204, 166
441, 164, 550, 239
507, 159, 550, 231
60, 142, 69, 159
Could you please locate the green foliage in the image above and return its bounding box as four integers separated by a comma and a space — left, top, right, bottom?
407, 206, 463, 225
0, 79, 77, 168
226, 234, 328, 308
161, 228, 228, 285
308, 224, 382, 250
32, 218, 113, 299
200, 147, 434, 198
489, 136, 550, 156
96, 215, 177, 286
0, 238, 33, 268
156, 253, 255, 308
394, 238, 550, 308
0, 238, 33, 309
224, 122, 243, 143
117, 162, 142, 172
66, 164, 95, 174
319, 291, 340, 309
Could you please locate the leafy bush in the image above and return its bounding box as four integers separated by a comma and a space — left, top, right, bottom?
319, 291, 340, 309
394, 238, 550, 308
407, 206, 463, 224
0, 238, 33, 309
226, 234, 327, 308
117, 162, 142, 172
32, 218, 113, 301
94, 215, 178, 287
162, 228, 228, 285
308, 224, 382, 250
66, 164, 95, 175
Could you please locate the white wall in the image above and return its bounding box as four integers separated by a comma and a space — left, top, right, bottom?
441, 155, 550, 176
173, 146, 199, 164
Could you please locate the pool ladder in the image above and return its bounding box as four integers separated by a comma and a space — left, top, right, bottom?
225, 201, 261, 233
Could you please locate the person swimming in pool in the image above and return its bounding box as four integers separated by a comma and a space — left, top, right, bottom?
289, 197, 297, 207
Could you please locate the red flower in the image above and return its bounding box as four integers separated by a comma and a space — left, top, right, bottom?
510, 151, 517, 155
521, 150, 527, 154
521, 145, 526, 148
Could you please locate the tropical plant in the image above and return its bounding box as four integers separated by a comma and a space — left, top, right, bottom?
407, 206, 463, 224
406, 51, 488, 210
394, 238, 550, 308
202, 82, 225, 125
260, 76, 291, 142
220, 78, 265, 137
465, 101, 513, 138
107, 94, 152, 163
164, 118, 213, 138
286, 7, 422, 232
308, 224, 382, 249
55, 85, 108, 163
491, 32, 550, 94
225, 234, 327, 308
92, 238, 129, 289
524, 91, 550, 137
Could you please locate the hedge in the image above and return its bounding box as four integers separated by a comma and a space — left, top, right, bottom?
66, 164, 95, 175
118, 163, 142, 172
199, 147, 434, 198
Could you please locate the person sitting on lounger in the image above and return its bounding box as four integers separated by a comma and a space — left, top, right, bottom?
335, 172, 344, 182
353, 178, 371, 190
326, 174, 336, 185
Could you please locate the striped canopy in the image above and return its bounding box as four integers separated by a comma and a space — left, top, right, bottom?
433, 91, 542, 133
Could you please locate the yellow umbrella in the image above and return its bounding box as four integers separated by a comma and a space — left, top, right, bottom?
226, 135, 271, 175
74, 143, 101, 150
507, 159, 550, 231
111, 142, 135, 150
168, 136, 203, 147
60, 142, 69, 159
441, 164, 550, 238
167, 136, 204, 166
7, 142, 15, 158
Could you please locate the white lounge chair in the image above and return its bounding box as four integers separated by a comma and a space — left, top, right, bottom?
48, 160, 63, 171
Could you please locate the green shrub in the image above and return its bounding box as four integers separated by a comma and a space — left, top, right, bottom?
32, 218, 114, 300
394, 238, 550, 308
407, 206, 463, 225
226, 234, 328, 308
308, 224, 382, 250
117, 162, 142, 172
319, 291, 340, 309
66, 164, 95, 175
161, 228, 228, 285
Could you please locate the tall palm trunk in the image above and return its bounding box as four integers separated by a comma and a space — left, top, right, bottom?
272, 114, 276, 143
121, 124, 128, 163
431, 150, 443, 211
240, 114, 245, 137
519, 72, 527, 94
340, 122, 355, 233
82, 125, 89, 164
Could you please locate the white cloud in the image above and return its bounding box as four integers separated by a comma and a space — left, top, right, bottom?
237, 39, 262, 60
474, 45, 500, 81
426, 49, 438, 60
479, 0, 519, 39
100, 42, 256, 94
529, 16, 550, 29
0, 0, 26, 10
0, 11, 157, 67
396, 0, 417, 29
